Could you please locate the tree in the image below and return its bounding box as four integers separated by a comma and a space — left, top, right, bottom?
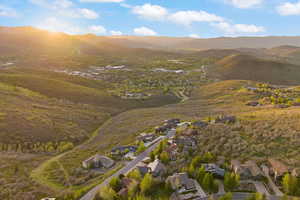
160, 151, 170, 164
218, 193, 233, 200
136, 141, 146, 154
140, 173, 154, 195
202, 152, 214, 163
191, 156, 202, 168
127, 169, 142, 181
246, 193, 266, 200
150, 151, 155, 162
127, 181, 139, 199
196, 165, 206, 184
202, 173, 217, 193
98, 186, 118, 200
224, 172, 240, 191
109, 176, 122, 192
282, 173, 299, 195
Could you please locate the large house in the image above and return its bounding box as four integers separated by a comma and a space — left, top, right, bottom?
82, 154, 115, 169
147, 159, 166, 177
137, 133, 156, 143
230, 160, 264, 180
167, 172, 207, 200
268, 159, 289, 180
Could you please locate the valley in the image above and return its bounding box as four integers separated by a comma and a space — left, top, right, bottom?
1, 27, 300, 200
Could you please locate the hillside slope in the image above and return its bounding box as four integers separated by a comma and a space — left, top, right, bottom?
210, 54, 300, 85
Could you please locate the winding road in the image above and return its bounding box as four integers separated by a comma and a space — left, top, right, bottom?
79, 129, 176, 200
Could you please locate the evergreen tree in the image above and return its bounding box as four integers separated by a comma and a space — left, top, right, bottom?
224, 172, 240, 191
140, 173, 154, 195
136, 142, 146, 154
160, 151, 170, 164
109, 176, 122, 192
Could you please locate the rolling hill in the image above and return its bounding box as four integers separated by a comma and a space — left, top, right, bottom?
210, 54, 300, 85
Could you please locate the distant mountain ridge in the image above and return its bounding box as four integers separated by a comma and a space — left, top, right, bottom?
2, 26, 300, 51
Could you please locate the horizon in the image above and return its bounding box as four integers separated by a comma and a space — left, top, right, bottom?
3, 25, 300, 39
1, 0, 300, 38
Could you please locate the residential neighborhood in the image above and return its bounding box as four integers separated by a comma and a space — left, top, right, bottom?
78, 117, 300, 200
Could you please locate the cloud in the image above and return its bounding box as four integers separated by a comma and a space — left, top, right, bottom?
0, 5, 17, 17
189, 34, 200, 38
79, 8, 99, 19
168, 10, 224, 26
37, 17, 83, 34
132, 4, 168, 21
88, 25, 107, 34
133, 27, 157, 36
30, 0, 99, 19
277, 1, 300, 15
213, 22, 265, 34
226, 0, 263, 8
80, 0, 124, 2
110, 30, 123, 36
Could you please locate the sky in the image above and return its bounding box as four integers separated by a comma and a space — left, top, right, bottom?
0, 0, 300, 38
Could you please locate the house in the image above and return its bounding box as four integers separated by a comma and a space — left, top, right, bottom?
82, 154, 114, 169
137, 133, 156, 143
165, 144, 178, 161
124, 152, 136, 160
111, 146, 137, 155
244, 160, 264, 180
191, 121, 208, 128
166, 172, 197, 193
135, 162, 150, 176
175, 137, 197, 150
246, 101, 260, 107
147, 159, 166, 177
177, 122, 191, 129
214, 115, 236, 124
231, 160, 242, 172
155, 124, 172, 133
231, 160, 263, 180
165, 119, 181, 126
203, 164, 225, 178
167, 173, 207, 200
268, 159, 289, 180
41, 198, 56, 200
182, 128, 198, 137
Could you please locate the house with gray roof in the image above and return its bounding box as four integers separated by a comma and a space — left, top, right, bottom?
82, 154, 114, 169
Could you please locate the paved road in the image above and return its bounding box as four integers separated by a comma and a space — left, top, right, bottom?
79, 129, 175, 200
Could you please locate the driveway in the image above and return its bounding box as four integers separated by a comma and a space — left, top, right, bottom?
253, 181, 270, 196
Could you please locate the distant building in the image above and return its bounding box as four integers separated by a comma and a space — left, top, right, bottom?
41, 198, 56, 200
191, 121, 208, 128
82, 154, 114, 169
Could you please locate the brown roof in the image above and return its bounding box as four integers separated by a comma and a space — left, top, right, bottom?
244, 160, 263, 177
231, 160, 241, 167
268, 159, 289, 176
